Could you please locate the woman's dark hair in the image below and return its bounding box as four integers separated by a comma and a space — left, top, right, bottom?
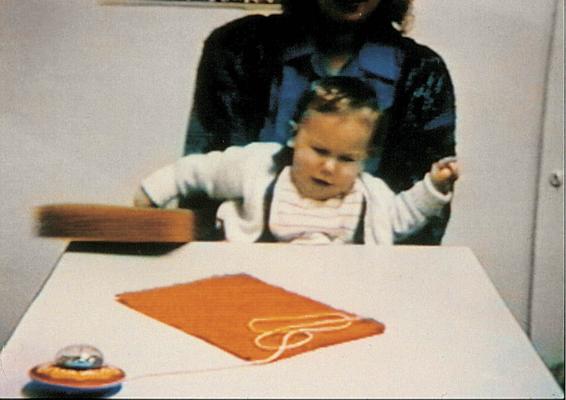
281, 0, 414, 35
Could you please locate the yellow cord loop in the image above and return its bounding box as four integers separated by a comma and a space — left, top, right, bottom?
248, 312, 360, 364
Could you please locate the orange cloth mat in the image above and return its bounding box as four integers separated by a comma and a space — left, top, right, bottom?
116, 274, 385, 362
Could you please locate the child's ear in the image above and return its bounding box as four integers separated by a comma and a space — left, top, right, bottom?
287, 120, 298, 148
288, 120, 298, 132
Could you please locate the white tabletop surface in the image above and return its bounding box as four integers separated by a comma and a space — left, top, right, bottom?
0, 243, 562, 398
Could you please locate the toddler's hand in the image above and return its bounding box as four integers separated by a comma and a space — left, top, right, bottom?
133, 187, 156, 208
430, 156, 459, 194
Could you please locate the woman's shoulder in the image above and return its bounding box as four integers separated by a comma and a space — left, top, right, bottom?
399, 36, 450, 62
397, 36, 450, 68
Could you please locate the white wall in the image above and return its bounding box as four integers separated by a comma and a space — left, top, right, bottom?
530, 0, 564, 368
0, 0, 562, 369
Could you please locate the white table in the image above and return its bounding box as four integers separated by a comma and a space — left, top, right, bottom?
0, 243, 562, 398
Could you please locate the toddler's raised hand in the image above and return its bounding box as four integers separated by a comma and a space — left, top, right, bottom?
430, 156, 459, 194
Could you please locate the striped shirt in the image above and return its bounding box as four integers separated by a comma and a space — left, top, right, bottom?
269, 167, 365, 244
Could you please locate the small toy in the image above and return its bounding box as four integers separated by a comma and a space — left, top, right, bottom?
28, 344, 125, 393
54, 344, 104, 370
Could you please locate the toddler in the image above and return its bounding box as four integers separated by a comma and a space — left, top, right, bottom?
135, 77, 458, 244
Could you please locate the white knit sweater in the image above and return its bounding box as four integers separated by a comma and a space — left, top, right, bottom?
142, 142, 452, 244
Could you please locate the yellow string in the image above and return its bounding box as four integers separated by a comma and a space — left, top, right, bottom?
248, 312, 359, 364
126, 312, 359, 382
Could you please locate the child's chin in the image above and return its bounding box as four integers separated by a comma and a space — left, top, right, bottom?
304, 189, 340, 201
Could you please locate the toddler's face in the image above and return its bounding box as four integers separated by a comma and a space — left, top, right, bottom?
291, 111, 373, 201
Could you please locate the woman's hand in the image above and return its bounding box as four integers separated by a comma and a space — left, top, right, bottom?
133, 187, 156, 208
430, 156, 459, 194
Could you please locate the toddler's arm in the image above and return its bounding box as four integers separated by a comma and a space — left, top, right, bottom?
133, 149, 240, 209
375, 156, 459, 242
429, 156, 459, 194
133, 143, 279, 209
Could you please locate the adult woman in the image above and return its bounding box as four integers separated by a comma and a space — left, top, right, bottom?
184, 0, 456, 244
